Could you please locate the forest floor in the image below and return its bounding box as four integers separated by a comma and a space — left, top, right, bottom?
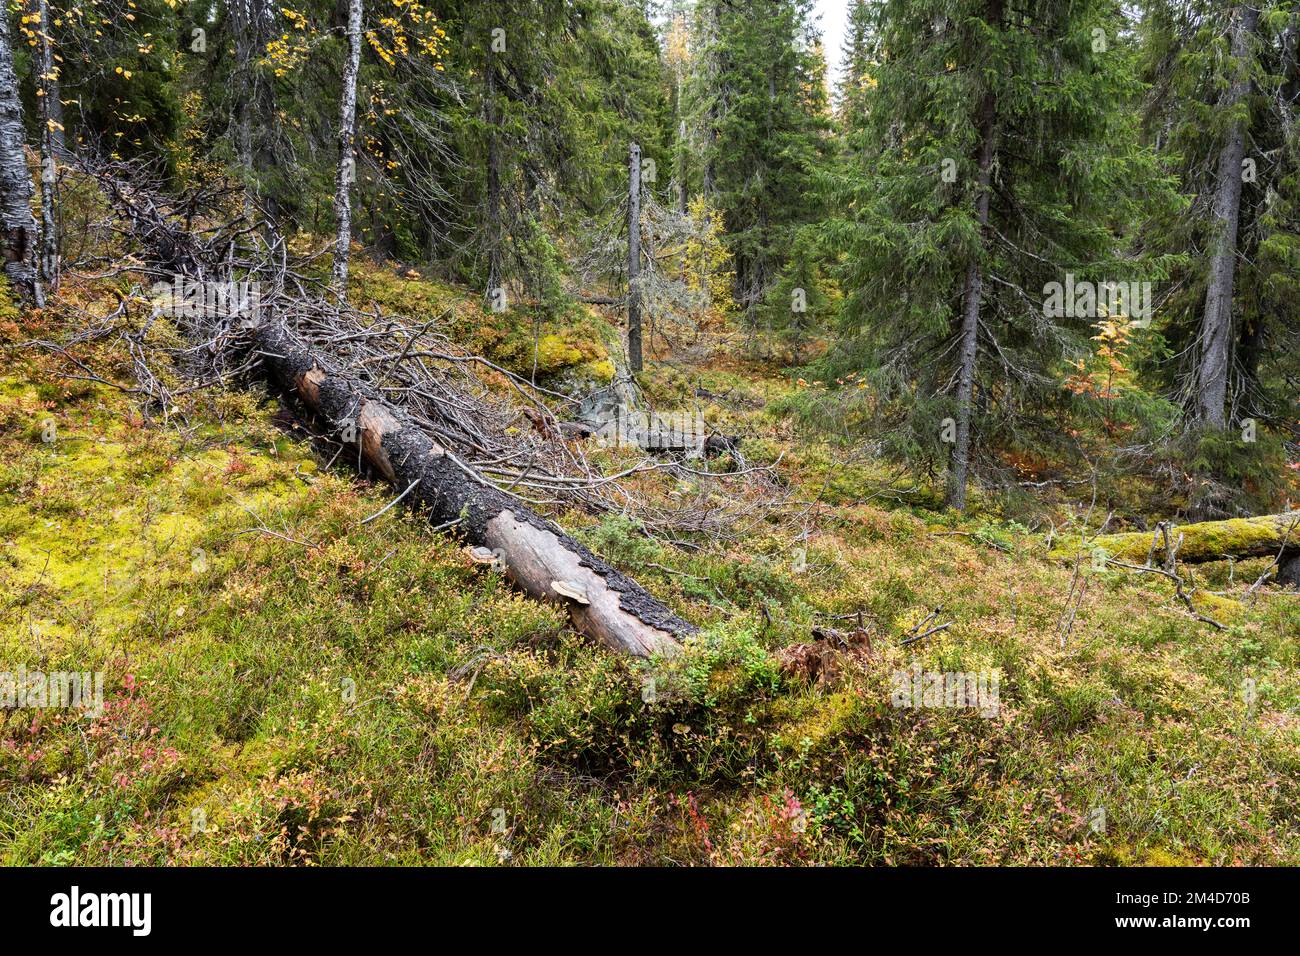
2, 263, 1298, 866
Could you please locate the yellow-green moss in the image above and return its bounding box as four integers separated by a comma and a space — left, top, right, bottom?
770, 691, 858, 753
0, 379, 327, 645
4, 259, 1299, 867
0, 276, 21, 333
1051, 514, 1300, 562
534, 333, 584, 370
582, 359, 616, 384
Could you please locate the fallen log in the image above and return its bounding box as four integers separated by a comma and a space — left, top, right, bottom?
1051, 513, 1300, 564
255, 321, 693, 657
1052, 513, 1300, 588
87, 162, 695, 657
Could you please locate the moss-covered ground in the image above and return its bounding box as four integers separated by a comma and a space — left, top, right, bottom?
2, 265, 1297, 866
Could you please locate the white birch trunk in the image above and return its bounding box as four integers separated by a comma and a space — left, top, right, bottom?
331, 0, 363, 295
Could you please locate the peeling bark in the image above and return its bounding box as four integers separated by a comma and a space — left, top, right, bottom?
331, 0, 363, 295
0, 8, 42, 305
254, 321, 692, 657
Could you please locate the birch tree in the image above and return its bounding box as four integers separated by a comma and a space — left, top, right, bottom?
0, 6, 41, 305
332, 0, 363, 294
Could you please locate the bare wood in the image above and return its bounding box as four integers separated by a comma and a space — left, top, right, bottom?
255, 321, 692, 657
627, 142, 643, 373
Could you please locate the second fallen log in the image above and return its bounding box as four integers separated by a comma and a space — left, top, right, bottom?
1052, 513, 1300, 567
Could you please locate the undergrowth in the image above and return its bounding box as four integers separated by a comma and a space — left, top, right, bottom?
1, 272, 1297, 866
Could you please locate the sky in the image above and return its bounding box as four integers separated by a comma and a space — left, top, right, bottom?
813, 0, 850, 89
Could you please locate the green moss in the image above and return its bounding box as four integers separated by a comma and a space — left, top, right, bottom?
582, 358, 616, 384
534, 333, 584, 371
770, 691, 858, 753
1052, 514, 1299, 563
4, 267, 1299, 867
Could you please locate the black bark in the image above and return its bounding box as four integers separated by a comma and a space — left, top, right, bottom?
254, 322, 692, 656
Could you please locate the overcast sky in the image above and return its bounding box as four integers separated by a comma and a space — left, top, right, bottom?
813, 0, 850, 88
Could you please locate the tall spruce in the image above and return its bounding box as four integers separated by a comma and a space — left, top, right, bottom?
1139, 0, 1300, 512
1195, 5, 1261, 429
817, 0, 1168, 509
1142, 2, 1300, 427
687, 0, 828, 321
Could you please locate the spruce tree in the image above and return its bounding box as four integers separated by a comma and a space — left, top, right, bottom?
1139, 0, 1300, 513
688, 0, 829, 322
816, 0, 1171, 510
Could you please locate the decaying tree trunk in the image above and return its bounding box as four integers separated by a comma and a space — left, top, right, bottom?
89, 160, 696, 658
1279, 553, 1300, 588
1054, 513, 1300, 566
254, 322, 693, 656
0, 8, 42, 305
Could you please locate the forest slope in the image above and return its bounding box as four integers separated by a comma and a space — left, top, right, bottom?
2, 267, 1298, 866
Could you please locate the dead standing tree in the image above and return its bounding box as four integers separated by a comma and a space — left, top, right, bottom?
627, 141, 643, 373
